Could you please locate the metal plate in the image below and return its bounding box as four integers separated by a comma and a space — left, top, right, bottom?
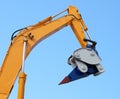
75, 60, 88, 73
73, 48, 101, 65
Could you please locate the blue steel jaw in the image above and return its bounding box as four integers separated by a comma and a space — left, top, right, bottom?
59, 67, 90, 85
59, 64, 101, 85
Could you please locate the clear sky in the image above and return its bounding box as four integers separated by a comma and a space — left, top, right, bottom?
0, 0, 120, 99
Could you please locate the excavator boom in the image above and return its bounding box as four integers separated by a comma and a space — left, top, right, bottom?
0, 6, 104, 99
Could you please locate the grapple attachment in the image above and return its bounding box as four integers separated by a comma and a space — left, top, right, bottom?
59, 47, 104, 85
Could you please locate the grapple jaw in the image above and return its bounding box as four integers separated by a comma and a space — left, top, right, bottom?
59, 47, 104, 85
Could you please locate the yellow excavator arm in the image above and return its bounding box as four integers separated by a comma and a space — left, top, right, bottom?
0, 6, 104, 99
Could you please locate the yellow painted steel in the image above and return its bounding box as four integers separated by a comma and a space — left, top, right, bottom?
0, 5, 88, 98
17, 72, 26, 99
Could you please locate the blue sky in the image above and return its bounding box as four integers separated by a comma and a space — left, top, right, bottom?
0, 0, 120, 99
